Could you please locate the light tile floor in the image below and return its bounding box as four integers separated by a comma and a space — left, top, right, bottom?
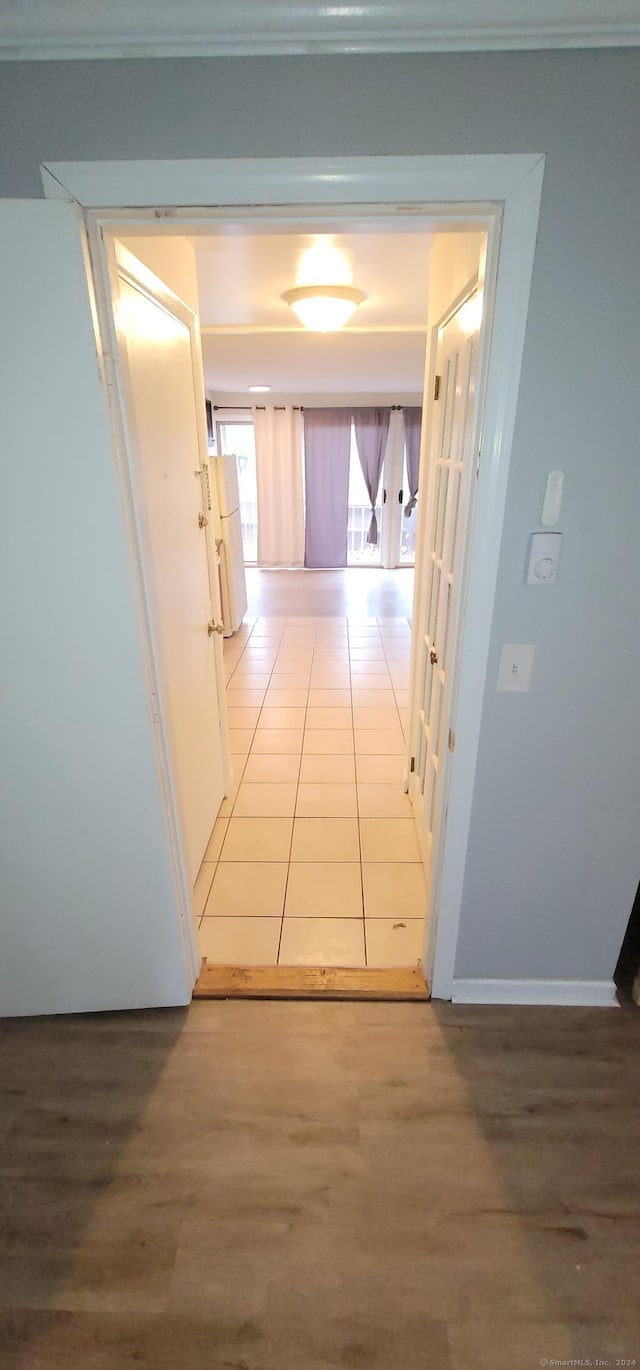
195, 615, 426, 969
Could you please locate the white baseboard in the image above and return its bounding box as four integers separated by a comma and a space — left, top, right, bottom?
451, 978, 619, 1007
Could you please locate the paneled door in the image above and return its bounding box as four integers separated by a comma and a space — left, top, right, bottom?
409, 293, 481, 921
107, 242, 226, 885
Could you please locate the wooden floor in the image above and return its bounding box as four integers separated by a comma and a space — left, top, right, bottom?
245, 566, 415, 620
1, 1001, 638, 1367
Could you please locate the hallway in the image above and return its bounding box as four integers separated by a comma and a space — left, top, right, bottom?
195, 571, 426, 970
245, 566, 415, 620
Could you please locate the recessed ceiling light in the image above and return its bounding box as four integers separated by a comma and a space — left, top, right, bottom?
249, 384, 271, 393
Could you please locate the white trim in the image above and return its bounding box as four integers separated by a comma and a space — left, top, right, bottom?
4, 0, 640, 60
57, 152, 543, 1002
41, 155, 541, 208
453, 979, 619, 1007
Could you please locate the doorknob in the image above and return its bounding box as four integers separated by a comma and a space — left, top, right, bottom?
430, 647, 438, 665
208, 620, 225, 636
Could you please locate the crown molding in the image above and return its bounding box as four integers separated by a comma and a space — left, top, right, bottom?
2, 0, 640, 60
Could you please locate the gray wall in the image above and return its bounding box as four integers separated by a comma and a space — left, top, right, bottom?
2, 51, 639, 986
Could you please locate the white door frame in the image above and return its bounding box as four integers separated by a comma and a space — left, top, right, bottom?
43, 153, 544, 1000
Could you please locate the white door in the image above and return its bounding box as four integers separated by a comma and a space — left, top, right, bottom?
409, 294, 482, 927
0, 199, 200, 1016
107, 243, 226, 884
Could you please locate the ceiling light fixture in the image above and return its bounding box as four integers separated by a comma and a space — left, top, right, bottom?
248, 384, 271, 393
281, 284, 367, 333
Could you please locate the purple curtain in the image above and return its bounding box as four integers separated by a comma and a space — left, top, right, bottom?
352, 407, 391, 545
303, 409, 352, 568
403, 407, 423, 516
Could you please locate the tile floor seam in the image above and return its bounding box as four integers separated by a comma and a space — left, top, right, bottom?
349, 617, 368, 969
277, 622, 312, 964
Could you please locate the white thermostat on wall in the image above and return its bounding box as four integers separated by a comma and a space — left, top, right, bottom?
526, 531, 563, 585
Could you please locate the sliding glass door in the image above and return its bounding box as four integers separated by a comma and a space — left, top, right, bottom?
347, 425, 384, 566
381, 412, 420, 569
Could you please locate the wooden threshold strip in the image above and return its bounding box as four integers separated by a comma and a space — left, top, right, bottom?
193, 962, 429, 1001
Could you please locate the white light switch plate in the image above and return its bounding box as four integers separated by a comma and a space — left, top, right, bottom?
497, 644, 535, 692
541, 470, 564, 526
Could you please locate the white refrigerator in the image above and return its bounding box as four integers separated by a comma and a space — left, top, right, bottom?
212, 454, 248, 636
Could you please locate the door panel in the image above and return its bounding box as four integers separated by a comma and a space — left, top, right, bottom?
0, 199, 194, 1016
410, 300, 481, 917
110, 250, 225, 884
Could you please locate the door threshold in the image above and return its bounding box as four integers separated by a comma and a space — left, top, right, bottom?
193, 961, 429, 1001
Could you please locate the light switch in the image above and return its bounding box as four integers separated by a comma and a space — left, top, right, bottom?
496, 644, 535, 692
526, 531, 563, 585
541, 470, 564, 526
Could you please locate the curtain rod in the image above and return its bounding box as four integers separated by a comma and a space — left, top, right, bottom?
212, 404, 410, 412
213, 404, 301, 412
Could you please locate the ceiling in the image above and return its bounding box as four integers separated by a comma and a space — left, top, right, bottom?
202, 332, 426, 396
195, 228, 430, 396
1, 0, 638, 58
194, 231, 431, 330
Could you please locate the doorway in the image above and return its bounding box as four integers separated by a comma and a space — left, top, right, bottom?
76, 155, 545, 1002
97, 214, 484, 992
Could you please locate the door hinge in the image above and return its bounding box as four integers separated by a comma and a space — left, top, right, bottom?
410, 756, 416, 772
434, 374, 441, 401
203, 462, 213, 511
448, 728, 456, 753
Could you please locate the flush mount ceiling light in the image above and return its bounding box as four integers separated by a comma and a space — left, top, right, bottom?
282, 238, 365, 332
281, 284, 366, 333
248, 384, 271, 392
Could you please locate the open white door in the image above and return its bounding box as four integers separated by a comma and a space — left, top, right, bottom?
104, 241, 226, 885
0, 199, 198, 1016
409, 284, 483, 950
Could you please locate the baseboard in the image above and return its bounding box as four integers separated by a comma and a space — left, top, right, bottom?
451, 978, 619, 1007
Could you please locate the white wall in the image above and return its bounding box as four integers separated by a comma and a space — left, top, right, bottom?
119, 234, 199, 312
1, 49, 639, 996
209, 391, 423, 409
426, 232, 486, 327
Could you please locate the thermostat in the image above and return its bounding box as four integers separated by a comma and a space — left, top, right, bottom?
526, 532, 562, 585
